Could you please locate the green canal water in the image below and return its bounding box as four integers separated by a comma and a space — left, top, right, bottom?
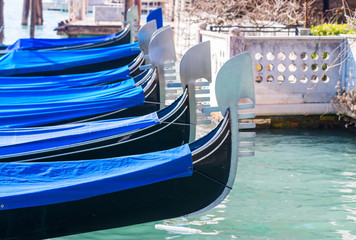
54, 128, 356, 240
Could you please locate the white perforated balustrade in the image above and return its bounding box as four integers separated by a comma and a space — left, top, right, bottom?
245, 37, 343, 103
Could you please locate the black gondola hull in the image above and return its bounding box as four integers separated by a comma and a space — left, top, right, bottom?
0, 116, 232, 240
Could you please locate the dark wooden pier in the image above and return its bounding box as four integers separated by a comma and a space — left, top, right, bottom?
55, 19, 123, 37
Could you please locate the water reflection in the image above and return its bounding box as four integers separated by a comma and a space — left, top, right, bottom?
156, 200, 230, 237
334, 171, 356, 240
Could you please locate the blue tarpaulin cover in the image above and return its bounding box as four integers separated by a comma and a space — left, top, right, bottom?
0, 78, 138, 105
0, 66, 130, 90
6, 33, 119, 51
0, 43, 140, 76
0, 112, 159, 159
0, 86, 145, 128
0, 144, 193, 210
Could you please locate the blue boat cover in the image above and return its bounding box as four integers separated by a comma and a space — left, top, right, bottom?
6, 32, 119, 51
0, 112, 159, 159
0, 86, 145, 128
147, 8, 163, 29
6, 8, 163, 51
0, 43, 140, 76
0, 144, 193, 210
0, 78, 138, 105
0, 66, 130, 90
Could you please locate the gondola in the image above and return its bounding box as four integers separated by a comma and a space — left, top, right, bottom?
0, 52, 255, 240
0, 42, 212, 161
0, 67, 154, 105
0, 7, 162, 54
0, 62, 136, 90
3, 24, 131, 53
0, 20, 164, 77
0, 26, 176, 128
0, 87, 189, 162
0, 21, 163, 90
5, 24, 131, 52
0, 68, 160, 128
0, 43, 142, 76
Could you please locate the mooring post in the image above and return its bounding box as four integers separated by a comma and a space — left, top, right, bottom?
22, 0, 30, 25
23, 0, 42, 27
124, 0, 133, 22
0, 0, 3, 44
30, 0, 37, 38
36, 0, 43, 25
77, 0, 85, 20
134, 0, 141, 28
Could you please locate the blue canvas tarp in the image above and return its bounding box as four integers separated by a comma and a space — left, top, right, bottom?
0, 66, 130, 90
6, 33, 119, 51
0, 86, 145, 128
0, 78, 138, 105
0, 112, 159, 159
0, 43, 140, 76
0, 144, 193, 210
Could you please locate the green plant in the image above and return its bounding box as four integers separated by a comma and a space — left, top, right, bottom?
311, 23, 355, 36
